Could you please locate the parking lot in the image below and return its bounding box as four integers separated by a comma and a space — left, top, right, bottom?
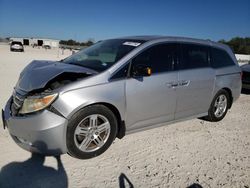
0, 44, 249, 188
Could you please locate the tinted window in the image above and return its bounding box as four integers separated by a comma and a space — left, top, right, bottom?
211, 47, 235, 68
131, 43, 179, 74
181, 44, 209, 69
110, 64, 129, 80
11, 41, 22, 45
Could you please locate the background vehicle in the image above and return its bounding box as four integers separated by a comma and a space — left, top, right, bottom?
10, 41, 24, 52
43, 45, 51, 49
241, 63, 250, 90
2, 36, 242, 159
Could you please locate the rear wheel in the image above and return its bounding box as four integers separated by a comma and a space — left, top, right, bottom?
66, 105, 117, 159
204, 89, 230, 122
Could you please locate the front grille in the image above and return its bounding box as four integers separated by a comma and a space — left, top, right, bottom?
11, 90, 25, 116
242, 71, 250, 81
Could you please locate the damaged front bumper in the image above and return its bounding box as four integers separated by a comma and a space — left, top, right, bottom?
2, 97, 68, 155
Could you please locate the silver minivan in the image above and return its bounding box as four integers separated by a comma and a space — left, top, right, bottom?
2, 36, 241, 159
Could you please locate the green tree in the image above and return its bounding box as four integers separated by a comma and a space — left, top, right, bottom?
59, 39, 94, 47
219, 37, 250, 54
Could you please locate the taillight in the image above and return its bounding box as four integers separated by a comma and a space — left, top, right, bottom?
241, 72, 243, 80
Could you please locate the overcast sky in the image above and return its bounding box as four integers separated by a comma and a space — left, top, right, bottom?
0, 0, 249, 41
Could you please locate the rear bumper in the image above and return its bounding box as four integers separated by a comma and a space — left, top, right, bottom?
2, 97, 68, 155
10, 47, 24, 52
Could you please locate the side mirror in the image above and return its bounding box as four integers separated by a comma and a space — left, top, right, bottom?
132, 64, 152, 77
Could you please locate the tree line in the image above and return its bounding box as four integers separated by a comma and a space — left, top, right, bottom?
219, 37, 250, 54
59, 39, 94, 47
53, 37, 250, 54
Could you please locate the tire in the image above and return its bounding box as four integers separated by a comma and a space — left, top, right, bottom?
66, 105, 118, 159
204, 89, 230, 122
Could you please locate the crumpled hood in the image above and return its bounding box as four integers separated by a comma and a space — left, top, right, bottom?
16, 60, 98, 92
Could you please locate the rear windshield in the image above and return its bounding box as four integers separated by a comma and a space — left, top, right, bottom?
11, 41, 22, 45
63, 39, 145, 72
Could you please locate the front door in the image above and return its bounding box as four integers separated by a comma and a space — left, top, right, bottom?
125, 43, 180, 132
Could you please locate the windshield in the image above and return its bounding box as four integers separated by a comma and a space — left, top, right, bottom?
62, 39, 145, 72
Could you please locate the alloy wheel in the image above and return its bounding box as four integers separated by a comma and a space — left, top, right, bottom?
74, 114, 111, 152
213, 94, 227, 118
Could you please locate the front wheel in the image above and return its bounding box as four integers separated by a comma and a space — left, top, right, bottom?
204, 89, 230, 122
66, 105, 118, 159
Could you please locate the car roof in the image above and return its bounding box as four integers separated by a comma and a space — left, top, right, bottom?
117, 35, 164, 41
116, 35, 228, 49
241, 63, 250, 70
11, 41, 22, 44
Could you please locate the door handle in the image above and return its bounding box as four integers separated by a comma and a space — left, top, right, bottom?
171, 82, 179, 87
166, 80, 190, 88
166, 82, 178, 88
179, 80, 190, 86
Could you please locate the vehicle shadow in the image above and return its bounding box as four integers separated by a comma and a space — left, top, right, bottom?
241, 89, 250, 95
187, 183, 203, 188
118, 173, 204, 188
0, 153, 68, 188
119, 173, 134, 188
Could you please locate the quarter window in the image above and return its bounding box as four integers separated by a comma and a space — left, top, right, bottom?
181, 44, 209, 69
110, 64, 129, 80
211, 47, 235, 68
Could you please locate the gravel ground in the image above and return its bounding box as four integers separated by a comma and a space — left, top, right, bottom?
0, 44, 249, 188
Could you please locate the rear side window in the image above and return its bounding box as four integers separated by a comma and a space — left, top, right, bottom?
211, 47, 235, 68
181, 44, 209, 69
132, 43, 179, 74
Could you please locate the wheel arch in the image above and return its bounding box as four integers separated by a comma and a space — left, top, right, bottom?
72, 102, 126, 139
221, 87, 233, 109
95, 102, 126, 139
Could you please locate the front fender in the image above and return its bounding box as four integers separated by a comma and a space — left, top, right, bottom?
52, 81, 126, 121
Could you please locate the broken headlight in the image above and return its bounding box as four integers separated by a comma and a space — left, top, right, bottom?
19, 93, 58, 114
